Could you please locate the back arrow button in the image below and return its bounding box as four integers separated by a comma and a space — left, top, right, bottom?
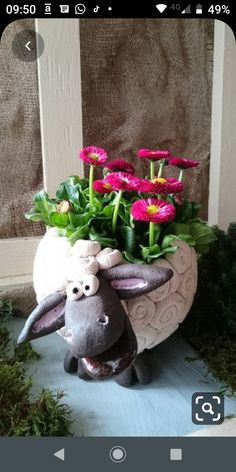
25, 41, 31, 51
12, 30, 44, 62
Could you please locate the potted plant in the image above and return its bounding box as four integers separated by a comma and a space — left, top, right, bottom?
17, 147, 216, 387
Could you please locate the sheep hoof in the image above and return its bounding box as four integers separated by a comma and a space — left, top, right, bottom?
115, 351, 152, 387
133, 351, 152, 384
114, 366, 134, 387
64, 350, 78, 373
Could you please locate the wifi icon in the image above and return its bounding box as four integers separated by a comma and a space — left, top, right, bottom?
156, 3, 167, 13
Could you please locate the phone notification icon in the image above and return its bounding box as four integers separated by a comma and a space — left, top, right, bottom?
75, 3, 86, 14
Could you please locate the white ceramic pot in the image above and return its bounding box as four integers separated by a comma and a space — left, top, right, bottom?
123, 240, 198, 353
33, 230, 197, 353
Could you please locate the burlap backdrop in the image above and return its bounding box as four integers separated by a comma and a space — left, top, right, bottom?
80, 19, 214, 219
0, 19, 213, 240
0, 20, 44, 239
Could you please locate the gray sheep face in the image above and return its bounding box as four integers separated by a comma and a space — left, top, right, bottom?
64, 277, 127, 358
17, 263, 173, 380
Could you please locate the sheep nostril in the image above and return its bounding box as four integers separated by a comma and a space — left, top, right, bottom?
97, 315, 109, 325
65, 329, 73, 343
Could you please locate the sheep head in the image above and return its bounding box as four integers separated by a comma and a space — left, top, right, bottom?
18, 238, 173, 380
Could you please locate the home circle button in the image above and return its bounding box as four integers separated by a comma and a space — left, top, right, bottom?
110, 446, 127, 463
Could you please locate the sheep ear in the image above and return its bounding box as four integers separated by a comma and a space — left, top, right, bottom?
100, 264, 173, 299
17, 292, 66, 344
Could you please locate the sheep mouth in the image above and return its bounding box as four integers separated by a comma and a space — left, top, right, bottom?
81, 318, 137, 380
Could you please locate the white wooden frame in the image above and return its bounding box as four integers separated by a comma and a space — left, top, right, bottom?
36, 19, 84, 196
1, 19, 235, 288
208, 20, 236, 230
0, 19, 83, 288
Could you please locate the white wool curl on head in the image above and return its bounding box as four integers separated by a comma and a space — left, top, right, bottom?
33, 231, 123, 302
96, 247, 123, 270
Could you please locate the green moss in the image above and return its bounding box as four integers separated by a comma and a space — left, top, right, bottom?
0, 300, 74, 436
0, 298, 14, 322
182, 223, 236, 395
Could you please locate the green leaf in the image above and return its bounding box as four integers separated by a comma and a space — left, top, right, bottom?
90, 197, 103, 212
89, 226, 117, 248
122, 251, 145, 264
56, 182, 79, 205
99, 205, 114, 217
140, 244, 160, 261
191, 201, 201, 218
119, 226, 136, 253
174, 222, 190, 234
148, 247, 177, 261
33, 190, 48, 212
176, 234, 196, 245
140, 242, 178, 262
153, 224, 161, 242
189, 222, 216, 243
161, 246, 178, 254
117, 203, 132, 225
49, 212, 69, 228
69, 225, 89, 244
140, 245, 149, 260
161, 234, 177, 249
33, 190, 56, 214
25, 210, 47, 223
68, 175, 89, 189
175, 199, 195, 222
68, 213, 84, 228
194, 243, 210, 254
82, 212, 94, 225
196, 233, 216, 245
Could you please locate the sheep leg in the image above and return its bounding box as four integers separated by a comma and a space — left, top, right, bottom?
64, 351, 92, 380
114, 351, 152, 387
114, 366, 133, 387
133, 350, 152, 384
64, 350, 78, 373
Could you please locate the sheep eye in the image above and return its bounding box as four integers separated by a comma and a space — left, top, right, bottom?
83, 275, 99, 296
66, 282, 83, 300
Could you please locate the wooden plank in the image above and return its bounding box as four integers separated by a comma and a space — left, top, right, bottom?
8, 320, 236, 437
208, 21, 236, 230
36, 18, 84, 196
0, 237, 41, 279
0, 275, 33, 289
188, 418, 236, 436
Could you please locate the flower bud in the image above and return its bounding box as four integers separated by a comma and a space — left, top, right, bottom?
57, 200, 72, 213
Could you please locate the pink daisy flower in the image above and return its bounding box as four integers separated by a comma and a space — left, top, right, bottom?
93, 180, 113, 194
105, 159, 134, 174
168, 156, 199, 169
131, 198, 176, 224
137, 148, 170, 161
138, 177, 183, 194
138, 179, 156, 193
151, 177, 183, 194
105, 172, 141, 192
79, 146, 108, 166
173, 193, 184, 205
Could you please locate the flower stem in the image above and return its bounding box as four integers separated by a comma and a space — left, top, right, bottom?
158, 162, 164, 178
178, 169, 184, 182
112, 190, 123, 234
149, 221, 155, 247
150, 161, 155, 179
89, 165, 94, 208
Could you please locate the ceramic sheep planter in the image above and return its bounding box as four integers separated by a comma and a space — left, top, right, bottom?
18, 229, 197, 387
